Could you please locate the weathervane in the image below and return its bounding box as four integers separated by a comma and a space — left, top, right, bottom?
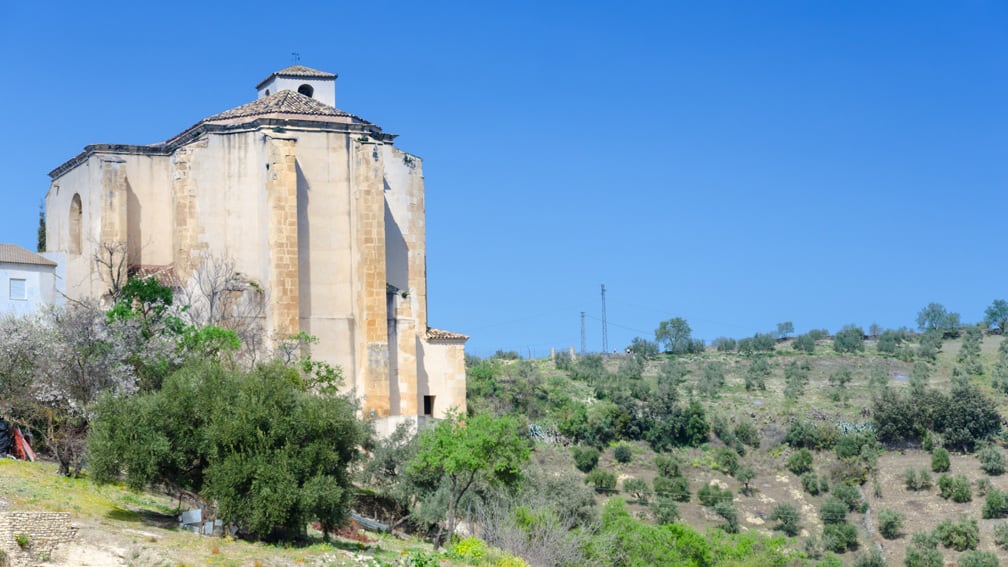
291, 52, 301, 64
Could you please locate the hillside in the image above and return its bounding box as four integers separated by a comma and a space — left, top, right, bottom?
464, 331, 1008, 566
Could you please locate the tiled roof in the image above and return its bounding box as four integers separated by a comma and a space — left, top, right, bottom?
256, 65, 337, 89
204, 90, 368, 123
427, 327, 469, 342
0, 244, 56, 267
129, 264, 181, 288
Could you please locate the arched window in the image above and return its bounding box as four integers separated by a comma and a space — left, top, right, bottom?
297, 84, 314, 98
69, 194, 82, 255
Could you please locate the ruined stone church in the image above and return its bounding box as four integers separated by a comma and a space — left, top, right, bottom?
44, 65, 466, 430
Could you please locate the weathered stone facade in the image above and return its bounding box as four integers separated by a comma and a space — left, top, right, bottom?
0, 512, 77, 566
44, 65, 467, 423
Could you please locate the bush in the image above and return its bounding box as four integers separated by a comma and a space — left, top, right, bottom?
819, 497, 849, 525
653, 476, 690, 502
571, 446, 600, 473
651, 496, 679, 524
904, 547, 943, 567
832, 482, 865, 513
977, 477, 993, 496
450, 536, 487, 562
787, 448, 814, 476
613, 443, 632, 464
934, 516, 979, 551
833, 325, 866, 353
801, 472, 828, 495
931, 447, 950, 472
793, 334, 816, 353
828, 457, 869, 486
938, 474, 972, 502
822, 522, 858, 553
585, 469, 617, 493
714, 447, 739, 476
852, 550, 885, 567
993, 522, 1008, 549
622, 477, 652, 504
734, 421, 760, 448
877, 508, 903, 539
654, 454, 681, 478
959, 550, 999, 567
770, 503, 800, 536
978, 445, 1005, 475
982, 488, 1008, 519
712, 501, 738, 533
697, 483, 733, 508
905, 468, 933, 491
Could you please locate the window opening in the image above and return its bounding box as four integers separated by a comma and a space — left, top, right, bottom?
9, 278, 26, 300
297, 84, 314, 97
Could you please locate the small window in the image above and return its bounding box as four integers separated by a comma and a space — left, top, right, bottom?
297, 84, 314, 97
9, 278, 26, 301
265, 89, 270, 96
423, 395, 435, 416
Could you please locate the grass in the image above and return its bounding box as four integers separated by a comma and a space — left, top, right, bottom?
0, 459, 454, 566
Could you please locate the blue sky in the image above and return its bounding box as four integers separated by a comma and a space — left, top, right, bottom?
1, 1, 1005, 357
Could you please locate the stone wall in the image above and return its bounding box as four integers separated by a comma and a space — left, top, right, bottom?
0, 512, 77, 566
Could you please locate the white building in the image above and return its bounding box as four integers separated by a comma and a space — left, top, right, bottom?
0, 244, 63, 316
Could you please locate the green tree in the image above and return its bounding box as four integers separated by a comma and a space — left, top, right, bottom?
408, 412, 532, 547
784, 359, 811, 401
876, 329, 907, 354
745, 358, 771, 391
89, 361, 364, 540
833, 325, 865, 353
654, 317, 693, 354
909, 362, 931, 396
777, 321, 794, 339
770, 503, 800, 536
917, 329, 943, 362
627, 337, 659, 358
698, 361, 726, 397
828, 366, 853, 404
792, 333, 816, 353
984, 299, 1008, 334
957, 326, 983, 376
993, 339, 1008, 393
877, 509, 903, 539
36, 200, 45, 252
916, 302, 961, 336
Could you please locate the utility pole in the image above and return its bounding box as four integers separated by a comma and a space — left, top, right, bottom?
580, 311, 586, 354
601, 284, 609, 353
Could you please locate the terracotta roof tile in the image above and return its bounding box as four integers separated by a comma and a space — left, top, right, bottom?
0, 244, 56, 267
204, 90, 369, 123
427, 327, 469, 342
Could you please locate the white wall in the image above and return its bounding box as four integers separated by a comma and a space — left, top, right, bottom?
0, 263, 57, 315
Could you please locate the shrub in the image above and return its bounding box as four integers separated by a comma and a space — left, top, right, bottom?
934, 516, 979, 551
959, 550, 999, 567
833, 325, 866, 353
793, 334, 816, 353
978, 445, 1005, 475
697, 483, 733, 508
571, 446, 600, 473
787, 448, 814, 476
450, 536, 487, 562
829, 458, 868, 486
852, 550, 884, 567
623, 477, 652, 504
714, 447, 739, 476
822, 522, 858, 553
931, 447, 950, 472
653, 475, 690, 502
770, 503, 800, 537
938, 474, 972, 503
736, 465, 756, 495
904, 547, 943, 567
819, 497, 848, 525
905, 468, 932, 491
651, 496, 679, 524
877, 509, 903, 539
982, 488, 1008, 519
801, 472, 826, 495
613, 443, 632, 464
832, 482, 865, 513
585, 469, 617, 493
993, 522, 1008, 549
654, 454, 681, 478
734, 421, 760, 448
712, 501, 738, 533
